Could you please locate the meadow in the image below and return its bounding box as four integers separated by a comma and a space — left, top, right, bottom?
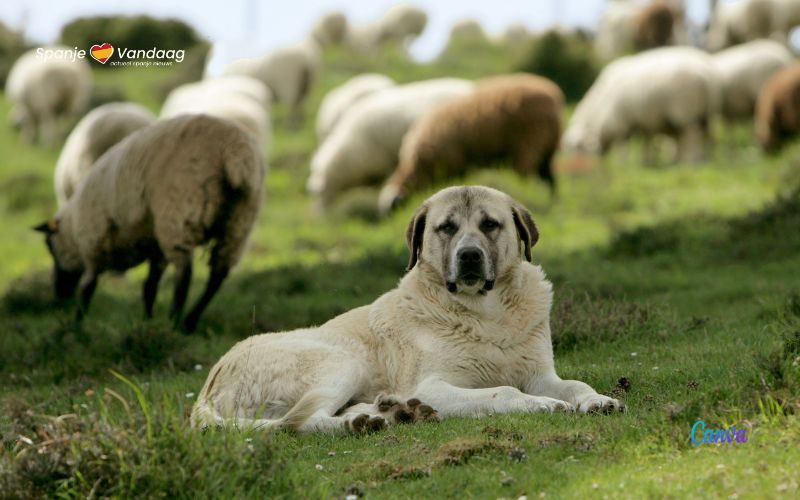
1, 43, 799, 498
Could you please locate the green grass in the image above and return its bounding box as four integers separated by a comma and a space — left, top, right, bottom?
1, 43, 800, 498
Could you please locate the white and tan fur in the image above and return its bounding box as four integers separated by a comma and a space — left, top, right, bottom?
191, 186, 622, 433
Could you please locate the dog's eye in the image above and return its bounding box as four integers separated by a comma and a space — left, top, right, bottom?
436, 221, 458, 235
480, 219, 500, 232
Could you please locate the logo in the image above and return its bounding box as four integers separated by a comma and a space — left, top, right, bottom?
90, 43, 114, 64
690, 419, 748, 445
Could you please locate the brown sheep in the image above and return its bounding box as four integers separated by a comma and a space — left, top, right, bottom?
756, 63, 800, 154
633, 1, 677, 51
378, 74, 564, 214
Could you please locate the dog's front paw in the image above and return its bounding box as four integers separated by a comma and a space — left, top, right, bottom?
576, 394, 625, 414
375, 394, 441, 424
349, 413, 388, 433
525, 396, 575, 413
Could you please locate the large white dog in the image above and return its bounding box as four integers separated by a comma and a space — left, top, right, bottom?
192, 186, 623, 433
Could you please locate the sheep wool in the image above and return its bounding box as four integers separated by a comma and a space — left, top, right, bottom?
378, 74, 564, 214
37, 114, 266, 332
54, 102, 155, 208
315, 73, 396, 141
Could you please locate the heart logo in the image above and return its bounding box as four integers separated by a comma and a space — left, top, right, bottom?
90, 43, 114, 64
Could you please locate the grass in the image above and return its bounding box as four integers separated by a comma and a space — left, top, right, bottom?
1, 40, 800, 498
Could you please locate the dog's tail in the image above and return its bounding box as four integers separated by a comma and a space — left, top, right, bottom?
190, 390, 325, 432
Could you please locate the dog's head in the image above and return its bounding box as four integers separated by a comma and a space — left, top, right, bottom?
405, 186, 538, 295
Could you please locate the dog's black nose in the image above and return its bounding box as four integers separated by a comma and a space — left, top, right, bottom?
457, 247, 483, 264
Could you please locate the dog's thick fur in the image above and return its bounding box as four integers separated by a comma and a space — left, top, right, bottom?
191, 186, 622, 433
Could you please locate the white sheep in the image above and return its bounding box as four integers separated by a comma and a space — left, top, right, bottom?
310, 11, 349, 46
221, 40, 319, 126
595, 0, 688, 60
307, 78, 474, 206
711, 38, 793, 123
36, 114, 266, 332
707, 0, 800, 51
315, 73, 395, 142
54, 102, 155, 208
161, 75, 272, 153
348, 4, 428, 53
563, 46, 719, 164
5, 46, 92, 146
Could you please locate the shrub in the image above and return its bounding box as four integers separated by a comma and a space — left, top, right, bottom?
516, 29, 600, 103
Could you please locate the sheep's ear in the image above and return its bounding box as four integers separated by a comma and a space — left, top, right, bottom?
33, 219, 59, 234
405, 205, 427, 271
512, 204, 538, 262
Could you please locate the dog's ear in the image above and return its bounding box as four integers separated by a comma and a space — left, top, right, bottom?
405, 205, 427, 271
512, 204, 539, 262
33, 219, 59, 234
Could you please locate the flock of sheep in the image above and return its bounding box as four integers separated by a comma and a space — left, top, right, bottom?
4, 0, 800, 331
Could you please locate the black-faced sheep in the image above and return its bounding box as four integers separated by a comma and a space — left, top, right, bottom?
756, 63, 800, 153
54, 102, 155, 208
6, 46, 92, 146
378, 74, 564, 214
36, 114, 266, 332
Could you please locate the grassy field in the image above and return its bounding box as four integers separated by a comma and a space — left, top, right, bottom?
1, 43, 799, 498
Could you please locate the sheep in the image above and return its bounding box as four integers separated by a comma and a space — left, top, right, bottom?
54, 102, 156, 208
596, 0, 687, 60
348, 4, 427, 53
310, 11, 349, 47
499, 23, 533, 46
378, 74, 564, 214
307, 78, 474, 206
161, 75, 272, 153
447, 19, 489, 46
222, 40, 319, 126
315, 73, 395, 141
5, 46, 92, 146
712, 39, 793, 123
707, 0, 800, 51
563, 46, 719, 164
35, 114, 266, 332
756, 63, 800, 153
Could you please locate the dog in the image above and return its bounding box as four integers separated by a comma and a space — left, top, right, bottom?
191, 186, 623, 433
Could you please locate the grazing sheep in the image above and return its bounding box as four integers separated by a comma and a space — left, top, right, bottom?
161, 75, 272, 152
756, 63, 800, 153
707, 0, 800, 51
596, 0, 687, 60
316, 73, 395, 141
310, 11, 349, 46
378, 74, 564, 214
447, 19, 488, 45
563, 46, 719, 164
307, 78, 474, 206
5, 46, 92, 146
222, 40, 319, 126
35, 115, 266, 332
712, 39, 793, 123
54, 102, 155, 208
348, 4, 427, 52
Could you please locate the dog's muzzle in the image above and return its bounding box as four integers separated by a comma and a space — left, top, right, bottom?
445, 246, 494, 294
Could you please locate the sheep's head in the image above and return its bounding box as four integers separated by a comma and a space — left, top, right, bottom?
33, 219, 82, 300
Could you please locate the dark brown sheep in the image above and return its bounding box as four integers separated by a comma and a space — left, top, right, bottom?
378, 73, 564, 214
756, 63, 800, 154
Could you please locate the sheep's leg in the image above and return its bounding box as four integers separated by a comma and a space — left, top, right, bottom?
169, 255, 193, 326
536, 150, 557, 197
143, 257, 166, 318
182, 265, 230, 333
75, 270, 98, 322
